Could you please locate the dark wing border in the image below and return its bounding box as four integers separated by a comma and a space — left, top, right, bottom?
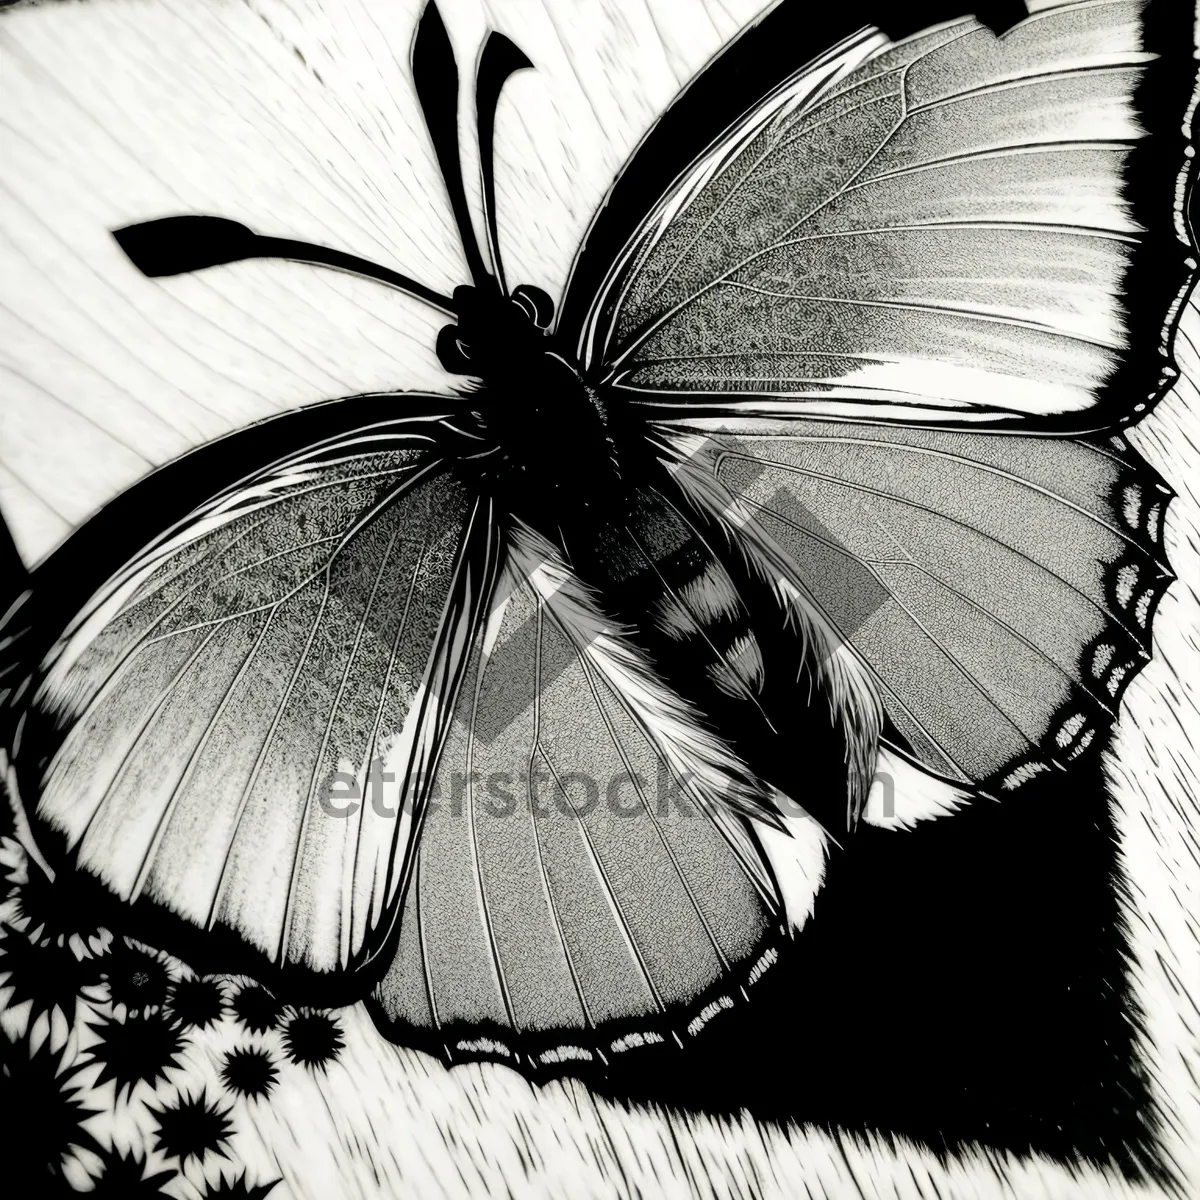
1095, 0, 1200, 434
366, 920, 790, 1079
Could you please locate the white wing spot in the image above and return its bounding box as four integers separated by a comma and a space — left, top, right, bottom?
1001, 761, 1051, 791
540, 1045, 594, 1065
1068, 729, 1096, 761
1147, 502, 1163, 543
747, 945, 779, 985
1135, 588, 1156, 627
1116, 564, 1140, 608
1122, 484, 1142, 530
687, 994, 735, 1037
611, 1031, 665, 1054
1108, 663, 1130, 696
456, 1038, 514, 1059
1056, 713, 1086, 748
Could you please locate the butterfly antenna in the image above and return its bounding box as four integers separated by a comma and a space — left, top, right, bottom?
411, 1, 492, 291
111, 216, 456, 315
475, 32, 533, 294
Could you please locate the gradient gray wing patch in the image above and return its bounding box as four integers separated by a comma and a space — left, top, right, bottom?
600, 2, 1156, 424
33, 429, 484, 977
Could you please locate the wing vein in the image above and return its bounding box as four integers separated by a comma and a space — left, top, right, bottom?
904, 59, 1148, 118
73, 622, 225, 859
609, 60, 916, 368
280, 521, 404, 964
539, 743, 665, 1015
721, 449, 1146, 644
526, 593, 594, 1031
345, 533, 429, 963
575, 645, 731, 971
848, 138, 1132, 187
738, 489, 1086, 748
633, 23, 984, 313
773, 504, 1115, 713
414, 852, 442, 1034
127, 611, 276, 902
140, 464, 441, 645
206, 567, 334, 934
729, 434, 1164, 562
716, 282, 1123, 348
467, 613, 519, 1033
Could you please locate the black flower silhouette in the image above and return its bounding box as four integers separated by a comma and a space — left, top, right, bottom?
8, 863, 105, 951
84, 1011, 187, 1099
199, 1170, 282, 1199
220, 1045, 279, 1099
231, 985, 284, 1034
167, 976, 226, 1031
149, 1087, 234, 1166
282, 1010, 345, 1071
101, 939, 172, 1014
0, 1032, 101, 1183
0, 927, 90, 1028
88, 1146, 176, 1197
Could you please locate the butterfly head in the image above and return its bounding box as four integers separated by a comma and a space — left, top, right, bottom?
436, 283, 554, 378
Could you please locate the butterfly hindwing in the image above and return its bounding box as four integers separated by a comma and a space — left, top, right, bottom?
370, 525, 787, 1069
11, 405, 500, 993
659, 419, 1172, 792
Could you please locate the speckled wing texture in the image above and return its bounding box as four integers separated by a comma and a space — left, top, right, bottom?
579, 0, 1192, 429
27, 415, 498, 982
565, 0, 1194, 798
659, 421, 1172, 794
371, 525, 785, 1070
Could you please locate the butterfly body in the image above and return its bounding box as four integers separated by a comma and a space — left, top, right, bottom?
444, 289, 618, 512
429, 274, 863, 833
423, 274, 857, 829
553, 473, 868, 831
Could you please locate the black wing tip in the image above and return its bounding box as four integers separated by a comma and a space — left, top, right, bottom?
112, 215, 257, 278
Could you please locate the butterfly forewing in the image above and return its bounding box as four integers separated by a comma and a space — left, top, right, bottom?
585, 0, 1194, 430
25, 413, 499, 984
556, 0, 1193, 804
371, 525, 785, 1068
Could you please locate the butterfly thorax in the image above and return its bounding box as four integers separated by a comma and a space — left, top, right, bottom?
440, 284, 621, 515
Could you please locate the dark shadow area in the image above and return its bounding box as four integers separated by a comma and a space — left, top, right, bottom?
589, 758, 1166, 1185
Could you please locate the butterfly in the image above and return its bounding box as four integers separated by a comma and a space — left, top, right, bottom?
0, 0, 1195, 1076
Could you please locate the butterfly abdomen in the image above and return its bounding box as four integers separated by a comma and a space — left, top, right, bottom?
650, 549, 767, 700
559, 465, 878, 834
586, 487, 768, 705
